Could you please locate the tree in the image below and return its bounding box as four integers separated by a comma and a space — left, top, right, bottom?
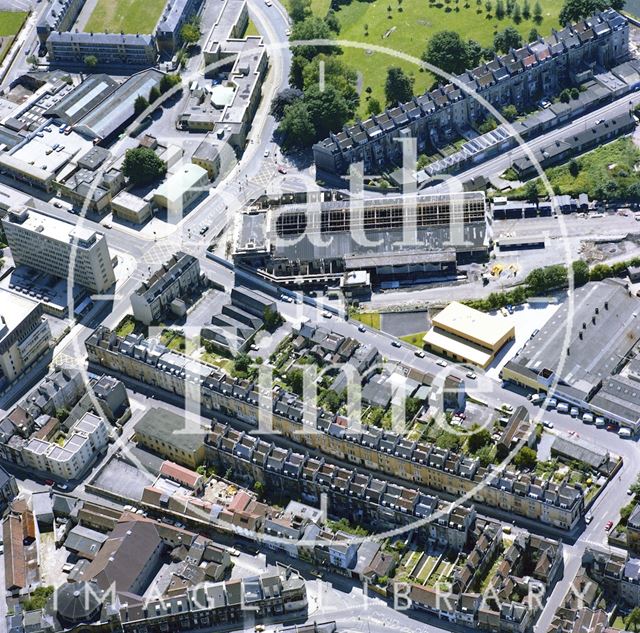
559, 0, 624, 26
522, 0, 531, 19
533, 0, 543, 22
627, 607, 640, 633
367, 97, 382, 115
287, 368, 304, 396
476, 444, 497, 467
559, 88, 571, 103
512, 2, 521, 22
159, 73, 182, 94
494, 26, 522, 54
149, 86, 161, 103
568, 159, 580, 177
26, 54, 38, 68
384, 67, 414, 105
325, 9, 340, 33
571, 260, 590, 287
302, 55, 359, 110
234, 353, 251, 375
502, 104, 518, 122
278, 101, 317, 150
290, 16, 335, 60
525, 180, 539, 203
528, 28, 539, 42
495, 0, 505, 18
55, 407, 70, 422
435, 431, 461, 451
423, 31, 471, 76
304, 84, 351, 138
134, 95, 149, 115
253, 481, 265, 500
122, 147, 167, 185
83, 55, 98, 68
513, 446, 537, 470
466, 39, 483, 68
468, 428, 492, 453
181, 16, 201, 46
289, 0, 311, 23
263, 306, 283, 331
271, 87, 304, 119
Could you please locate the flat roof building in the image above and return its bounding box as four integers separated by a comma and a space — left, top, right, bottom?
153, 163, 208, 221
0, 295, 51, 384
46, 32, 157, 68
424, 301, 515, 368
2, 208, 116, 293
111, 190, 152, 225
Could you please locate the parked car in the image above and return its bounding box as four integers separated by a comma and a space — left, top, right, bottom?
570, 407, 579, 417
414, 350, 425, 358
605, 520, 613, 531
44, 479, 54, 486
557, 403, 569, 414
547, 397, 558, 409
321, 311, 332, 319
619, 427, 633, 438
466, 371, 476, 380
582, 413, 594, 424
543, 420, 554, 429
585, 513, 593, 524
595, 417, 606, 427
500, 403, 514, 414
436, 359, 448, 367
358, 324, 366, 333
391, 340, 401, 348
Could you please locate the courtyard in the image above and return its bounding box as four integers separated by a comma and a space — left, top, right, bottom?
84, 0, 167, 34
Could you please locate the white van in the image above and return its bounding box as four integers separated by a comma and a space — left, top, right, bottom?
619, 428, 633, 438
595, 417, 606, 427
557, 403, 569, 414
582, 413, 594, 424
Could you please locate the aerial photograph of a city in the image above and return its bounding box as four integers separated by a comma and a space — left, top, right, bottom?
1, 0, 640, 630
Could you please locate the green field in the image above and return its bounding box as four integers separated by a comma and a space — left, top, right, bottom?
0, 11, 28, 65
509, 137, 640, 200
84, 0, 166, 34
325, 0, 561, 117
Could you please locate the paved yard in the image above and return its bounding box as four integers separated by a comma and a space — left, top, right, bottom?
380, 311, 429, 337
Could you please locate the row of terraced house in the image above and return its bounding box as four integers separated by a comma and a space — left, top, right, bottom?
85, 326, 585, 529
312, 9, 629, 174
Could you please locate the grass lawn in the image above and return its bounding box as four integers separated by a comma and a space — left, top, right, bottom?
115, 315, 146, 337
84, 0, 166, 34
328, 0, 561, 118
400, 331, 426, 346
0, 11, 28, 65
352, 311, 381, 329
509, 137, 640, 199
414, 554, 439, 584
244, 17, 261, 37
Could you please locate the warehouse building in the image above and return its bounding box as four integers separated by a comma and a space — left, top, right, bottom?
2, 208, 116, 293
502, 279, 640, 431
233, 191, 488, 289
153, 163, 209, 220
423, 301, 515, 368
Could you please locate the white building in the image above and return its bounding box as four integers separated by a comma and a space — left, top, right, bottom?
153, 163, 208, 221
2, 208, 116, 293
0, 295, 51, 383
22, 412, 108, 480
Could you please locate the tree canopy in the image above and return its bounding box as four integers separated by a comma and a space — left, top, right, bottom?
122, 147, 166, 185
559, 0, 625, 26
181, 16, 201, 45
271, 88, 304, 120
384, 67, 414, 106
494, 26, 522, 54
423, 31, 479, 76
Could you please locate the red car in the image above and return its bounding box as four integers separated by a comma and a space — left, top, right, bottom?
605, 521, 613, 531
277, 165, 287, 174
44, 479, 54, 486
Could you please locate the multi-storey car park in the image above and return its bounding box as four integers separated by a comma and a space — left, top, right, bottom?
85, 326, 585, 529
312, 9, 629, 176
233, 191, 489, 290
